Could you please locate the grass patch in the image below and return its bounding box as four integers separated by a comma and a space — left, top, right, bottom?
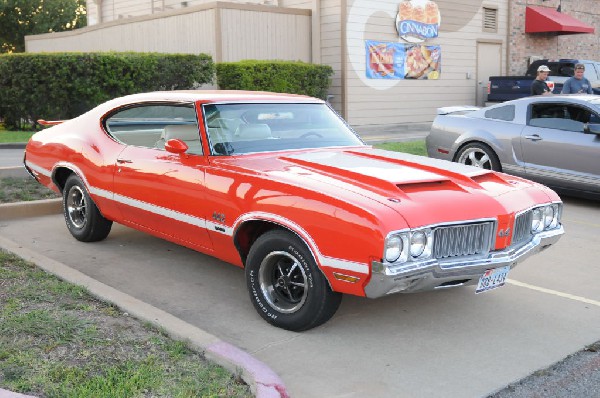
0, 250, 252, 398
0, 130, 34, 143
373, 140, 427, 156
0, 177, 61, 203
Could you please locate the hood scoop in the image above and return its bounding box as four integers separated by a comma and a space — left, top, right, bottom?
397, 179, 467, 193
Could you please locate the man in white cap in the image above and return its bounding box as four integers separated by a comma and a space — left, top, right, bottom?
530, 65, 553, 96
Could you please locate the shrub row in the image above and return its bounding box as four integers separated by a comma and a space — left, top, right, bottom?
0, 52, 214, 129
216, 60, 333, 100
0, 54, 333, 130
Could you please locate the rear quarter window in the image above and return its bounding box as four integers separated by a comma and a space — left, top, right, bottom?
484, 105, 515, 121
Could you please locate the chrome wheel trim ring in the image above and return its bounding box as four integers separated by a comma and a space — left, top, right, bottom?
258, 251, 309, 314
66, 185, 87, 229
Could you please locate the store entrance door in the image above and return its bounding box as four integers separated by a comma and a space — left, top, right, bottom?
476, 42, 502, 106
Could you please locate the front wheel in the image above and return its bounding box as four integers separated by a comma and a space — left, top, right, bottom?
63, 174, 112, 242
245, 230, 342, 331
455, 142, 501, 171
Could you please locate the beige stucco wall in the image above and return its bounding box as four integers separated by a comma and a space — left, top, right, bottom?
26, 2, 311, 64
343, 0, 508, 127
86, 0, 279, 25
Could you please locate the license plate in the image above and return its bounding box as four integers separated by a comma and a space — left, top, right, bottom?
475, 266, 510, 294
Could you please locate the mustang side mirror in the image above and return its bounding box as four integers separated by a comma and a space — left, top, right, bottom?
165, 139, 189, 154
584, 123, 600, 135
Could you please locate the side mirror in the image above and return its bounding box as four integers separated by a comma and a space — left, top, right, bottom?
584, 123, 600, 135
165, 139, 188, 154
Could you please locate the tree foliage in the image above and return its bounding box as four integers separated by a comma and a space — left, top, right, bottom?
216, 60, 334, 100
0, 0, 86, 53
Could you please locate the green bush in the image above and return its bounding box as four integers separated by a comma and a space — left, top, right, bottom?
0, 52, 214, 130
216, 60, 333, 100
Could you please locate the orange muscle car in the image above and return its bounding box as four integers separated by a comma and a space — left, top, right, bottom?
24, 91, 564, 331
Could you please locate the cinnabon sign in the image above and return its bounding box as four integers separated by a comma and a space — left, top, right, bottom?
396, 0, 441, 43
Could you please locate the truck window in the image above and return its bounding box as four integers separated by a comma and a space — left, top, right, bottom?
583, 63, 597, 80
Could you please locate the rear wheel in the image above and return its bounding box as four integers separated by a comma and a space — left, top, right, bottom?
245, 230, 342, 331
63, 174, 112, 242
456, 142, 501, 171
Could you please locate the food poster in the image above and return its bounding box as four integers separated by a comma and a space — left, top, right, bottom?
366, 41, 441, 80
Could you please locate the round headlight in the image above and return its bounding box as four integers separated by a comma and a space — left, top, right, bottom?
543, 206, 555, 229
385, 235, 403, 263
531, 208, 544, 233
410, 231, 427, 257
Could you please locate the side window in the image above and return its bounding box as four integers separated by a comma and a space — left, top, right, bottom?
484, 105, 515, 121
104, 104, 202, 154
529, 103, 587, 132
593, 63, 600, 81
583, 63, 597, 81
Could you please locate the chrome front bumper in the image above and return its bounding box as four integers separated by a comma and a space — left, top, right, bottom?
364, 226, 564, 298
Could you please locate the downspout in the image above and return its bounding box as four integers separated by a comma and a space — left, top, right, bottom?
341, 0, 348, 119
312, 0, 321, 64
215, 3, 223, 64
506, 0, 511, 74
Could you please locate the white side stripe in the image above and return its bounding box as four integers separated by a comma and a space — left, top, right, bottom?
25, 161, 52, 177
319, 258, 370, 274
29, 162, 369, 274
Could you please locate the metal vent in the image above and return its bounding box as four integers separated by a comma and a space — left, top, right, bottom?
433, 222, 495, 260
483, 7, 498, 32
512, 210, 533, 247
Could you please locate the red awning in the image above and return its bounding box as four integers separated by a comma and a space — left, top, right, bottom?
525, 6, 595, 34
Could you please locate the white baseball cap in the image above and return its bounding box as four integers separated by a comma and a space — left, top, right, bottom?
537, 65, 551, 72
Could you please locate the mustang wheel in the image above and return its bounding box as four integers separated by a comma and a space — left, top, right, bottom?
63, 174, 112, 242
245, 230, 342, 331
456, 143, 501, 171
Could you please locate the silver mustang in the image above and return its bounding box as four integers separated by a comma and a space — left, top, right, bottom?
426, 95, 600, 199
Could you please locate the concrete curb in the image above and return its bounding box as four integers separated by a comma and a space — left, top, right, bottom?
0, 198, 62, 220
0, 390, 36, 398
0, 166, 28, 179
0, 203, 289, 398
0, 143, 26, 149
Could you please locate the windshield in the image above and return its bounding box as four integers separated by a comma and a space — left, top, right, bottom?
203, 103, 364, 155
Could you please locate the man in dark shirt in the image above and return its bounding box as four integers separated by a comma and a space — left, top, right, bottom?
531, 65, 552, 96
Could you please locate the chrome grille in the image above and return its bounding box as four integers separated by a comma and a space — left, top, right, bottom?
433, 222, 494, 259
512, 209, 533, 246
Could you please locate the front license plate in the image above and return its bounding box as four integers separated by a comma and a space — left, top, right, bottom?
475, 266, 510, 294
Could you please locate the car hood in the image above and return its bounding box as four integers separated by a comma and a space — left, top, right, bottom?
218, 147, 556, 228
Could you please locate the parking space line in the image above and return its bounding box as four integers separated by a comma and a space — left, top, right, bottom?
507, 279, 600, 307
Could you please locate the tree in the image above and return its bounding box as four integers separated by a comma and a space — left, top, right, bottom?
0, 0, 86, 53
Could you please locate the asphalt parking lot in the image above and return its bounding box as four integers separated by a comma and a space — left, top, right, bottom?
0, 195, 598, 398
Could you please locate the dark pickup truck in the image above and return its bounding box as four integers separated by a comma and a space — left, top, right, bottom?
487, 59, 600, 103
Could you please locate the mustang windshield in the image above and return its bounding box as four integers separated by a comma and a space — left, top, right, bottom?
203, 103, 364, 155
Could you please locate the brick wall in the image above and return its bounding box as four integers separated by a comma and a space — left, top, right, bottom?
509, 0, 600, 75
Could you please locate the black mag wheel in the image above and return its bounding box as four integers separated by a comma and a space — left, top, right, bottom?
455, 142, 501, 171
245, 230, 342, 331
63, 174, 112, 242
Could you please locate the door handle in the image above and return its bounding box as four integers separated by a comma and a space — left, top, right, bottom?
524, 134, 542, 141
117, 158, 133, 164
